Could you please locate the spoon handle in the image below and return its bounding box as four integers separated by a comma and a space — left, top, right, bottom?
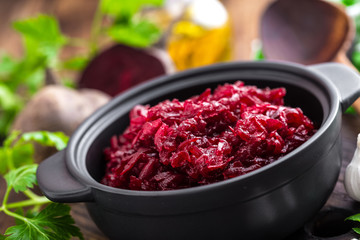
333, 53, 360, 115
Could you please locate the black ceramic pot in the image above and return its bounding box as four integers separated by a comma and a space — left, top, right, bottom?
37, 61, 360, 240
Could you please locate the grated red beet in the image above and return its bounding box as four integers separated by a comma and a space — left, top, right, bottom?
101, 81, 316, 190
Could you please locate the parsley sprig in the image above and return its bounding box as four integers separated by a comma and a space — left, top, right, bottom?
0, 1, 166, 239
0, 131, 83, 240
0, 15, 69, 138
0, 0, 165, 138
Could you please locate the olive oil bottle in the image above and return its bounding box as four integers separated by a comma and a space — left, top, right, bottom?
141, 0, 232, 71
166, 0, 232, 70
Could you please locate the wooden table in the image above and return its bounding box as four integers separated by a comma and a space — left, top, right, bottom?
1, 0, 360, 239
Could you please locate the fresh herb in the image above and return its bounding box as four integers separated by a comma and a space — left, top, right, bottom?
21, 131, 69, 151
0, 1, 165, 138
107, 18, 162, 48
253, 48, 265, 61
335, 1, 360, 70
94, 0, 164, 49
0, 131, 68, 175
345, 106, 357, 115
4, 203, 83, 240
334, 0, 360, 6
9, 14, 67, 93
0, 131, 83, 240
346, 213, 360, 234
100, 0, 163, 17
0, 15, 68, 138
0, 1, 166, 238
0, 83, 22, 138
13, 14, 67, 69
61, 56, 89, 72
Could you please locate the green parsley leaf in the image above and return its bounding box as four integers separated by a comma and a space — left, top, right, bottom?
0, 84, 23, 137
11, 143, 35, 168
13, 209, 25, 226
4, 56, 47, 95
23, 68, 45, 95
108, 19, 161, 47
21, 131, 69, 151
254, 48, 265, 60
7, 15, 68, 95
345, 213, 360, 235
61, 77, 77, 89
0, 131, 34, 175
62, 56, 89, 71
345, 106, 357, 115
3, 131, 21, 148
24, 209, 39, 219
0, 142, 34, 175
4, 164, 37, 193
341, 0, 360, 6
13, 208, 38, 226
352, 49, 360, 71
0, 53, 18, 81
101, 0, 164, 18
0, 131, 69, 175
0, 149, 7, 174
346, 213, 360, 222
4, 203, 84, 240
353, 228, 360, 234
13, 14, 67, 67
0, 83, 22, 111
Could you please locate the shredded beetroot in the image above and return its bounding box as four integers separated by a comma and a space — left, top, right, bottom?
101, 81, 316, 190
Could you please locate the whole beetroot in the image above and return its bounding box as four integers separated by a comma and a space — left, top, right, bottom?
78, 44, 174, 97
12, 85, 110, 161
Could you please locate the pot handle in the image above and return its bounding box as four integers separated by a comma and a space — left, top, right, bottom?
37, 150, 93, 203
309, 63, 360, 113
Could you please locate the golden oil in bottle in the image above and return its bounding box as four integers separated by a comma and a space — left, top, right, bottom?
166, 0, 232, 71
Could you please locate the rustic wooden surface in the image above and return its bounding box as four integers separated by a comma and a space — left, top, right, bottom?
1, 0, 360, 239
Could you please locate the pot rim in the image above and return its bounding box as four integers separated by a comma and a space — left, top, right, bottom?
66, 61, 339, 197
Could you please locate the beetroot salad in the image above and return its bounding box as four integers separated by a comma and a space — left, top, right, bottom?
101, 81, 316, 191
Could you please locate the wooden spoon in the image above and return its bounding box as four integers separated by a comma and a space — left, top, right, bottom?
260, 0, 360, 113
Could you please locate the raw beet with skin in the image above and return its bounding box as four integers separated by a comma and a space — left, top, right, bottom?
78, 44, 173, 97
101, 81, 316, 191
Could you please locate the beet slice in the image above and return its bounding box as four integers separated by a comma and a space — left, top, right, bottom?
78, 44, 174, 97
